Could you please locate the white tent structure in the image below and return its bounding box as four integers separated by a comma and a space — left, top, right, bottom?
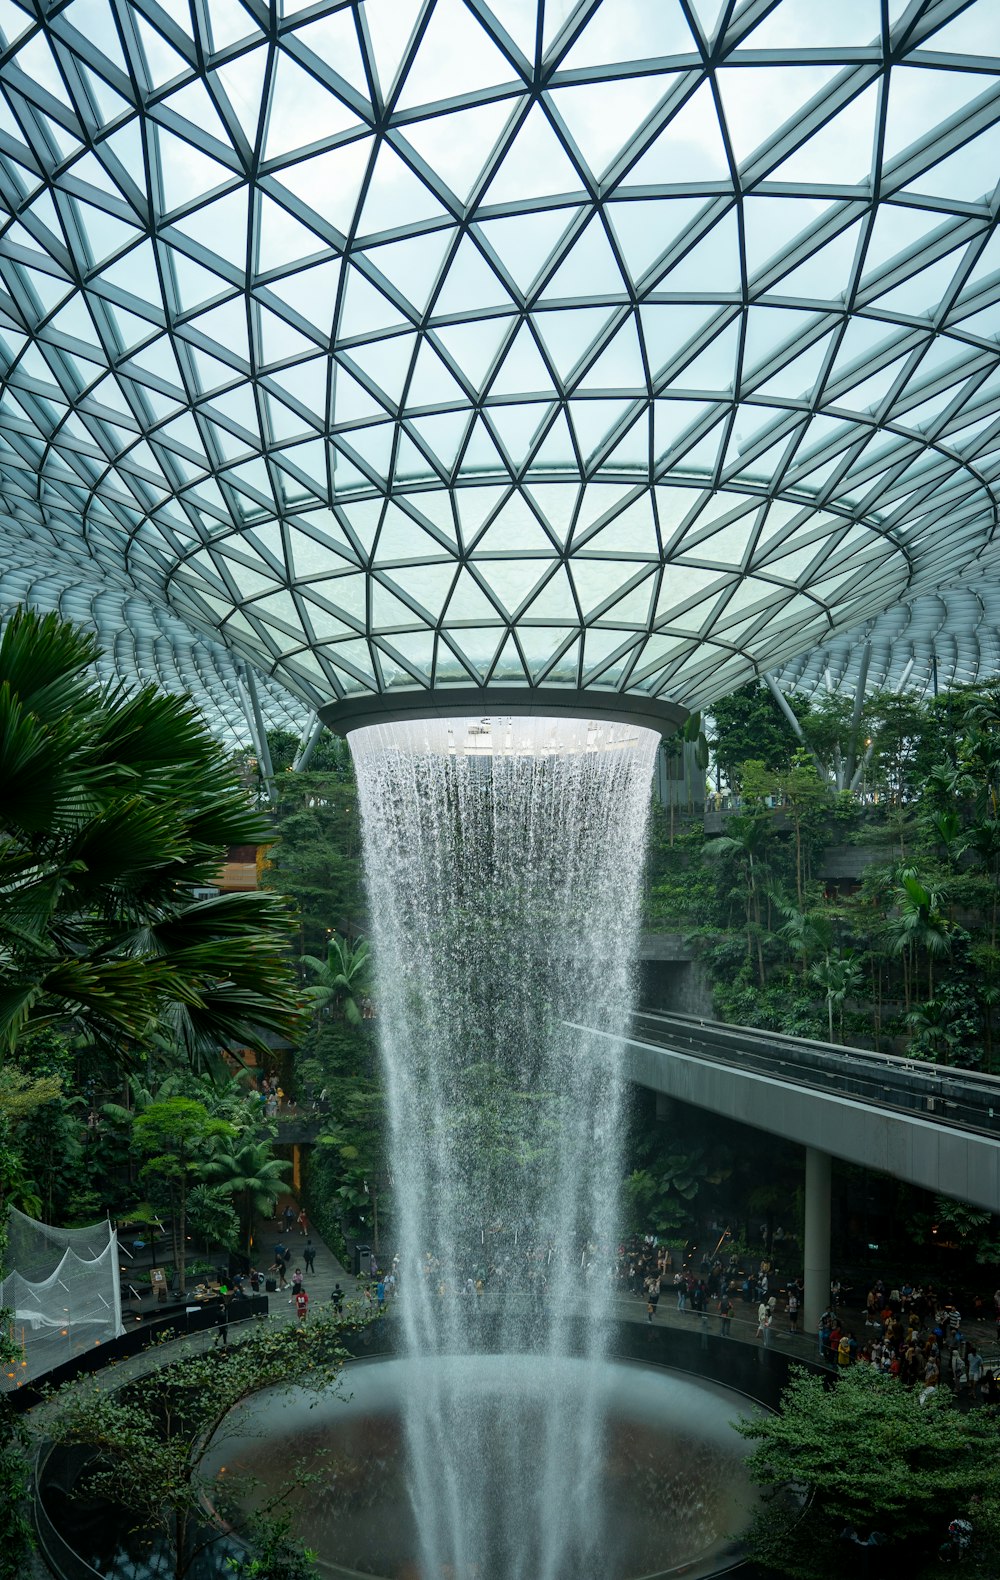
1, 1208, 124, 1389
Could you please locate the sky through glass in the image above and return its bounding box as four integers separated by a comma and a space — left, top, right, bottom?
0, 0, 998, 726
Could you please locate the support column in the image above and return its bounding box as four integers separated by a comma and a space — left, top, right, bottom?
803, 1146, 831, 1342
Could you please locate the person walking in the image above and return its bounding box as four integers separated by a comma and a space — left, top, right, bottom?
294, 1286, 309, 1321
297, 1208, 308, 1237
331, 1282, 344, 1314
303, 1238, 316, 1274
291, 1267, 304, 1297
719, 1292, 733, 1337
282, 1203, 296, 1238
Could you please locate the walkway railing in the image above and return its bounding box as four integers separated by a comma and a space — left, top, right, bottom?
629, 1010, 1000, 1140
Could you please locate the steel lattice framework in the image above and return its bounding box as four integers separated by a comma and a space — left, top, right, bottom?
0, 0, 999, 730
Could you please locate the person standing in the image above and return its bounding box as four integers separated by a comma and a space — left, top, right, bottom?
297, 1208, 308, 1237
291, 1267, 304, 1297
719, 1291, 733, 1337
294, 1286, 309, 1321
675, 1271, 686, 1312
376, 1278, 386, 1312
214, 1294, 229, 1351
303, 1238, 316, 1274
787, 1290, 800, 1334
283, 1203, 296, 1237
647, 1273, 661, 1323
331, 1282, 344, 1314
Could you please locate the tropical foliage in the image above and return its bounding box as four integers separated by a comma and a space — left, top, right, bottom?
735, 1365, 1000, 1577
46, 1310, 359, 1580
0, 608, 303, 1063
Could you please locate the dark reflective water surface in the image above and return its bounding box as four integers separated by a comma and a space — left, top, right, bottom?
201, 1354, 760, 1580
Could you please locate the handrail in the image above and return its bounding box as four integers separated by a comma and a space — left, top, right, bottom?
625, 1009, 1000, 1140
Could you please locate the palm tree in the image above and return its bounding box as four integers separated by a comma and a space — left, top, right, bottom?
885, 873, 954, 1006
203, 1135, 291, 1254
704, 819, 773, 986
904, 1000, 966, 1066
0, 608, 304, 1063
809, 951, 863, 1043
302, 932, 371, 1024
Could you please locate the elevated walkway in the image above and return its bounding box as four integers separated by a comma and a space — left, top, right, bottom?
568, 1010, 1000, 1334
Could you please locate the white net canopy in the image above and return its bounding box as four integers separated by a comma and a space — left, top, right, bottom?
1, 1208, 124, 1389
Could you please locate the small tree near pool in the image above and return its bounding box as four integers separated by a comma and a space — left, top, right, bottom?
734, 1365, 1000, 1577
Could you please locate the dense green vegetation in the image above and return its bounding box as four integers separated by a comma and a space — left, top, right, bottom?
648, 678, 1000, 1068
737, 1365, 1000, 1577
0, 611, 305, 1577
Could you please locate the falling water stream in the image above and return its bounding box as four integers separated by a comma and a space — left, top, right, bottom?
351, 715, 659, 1580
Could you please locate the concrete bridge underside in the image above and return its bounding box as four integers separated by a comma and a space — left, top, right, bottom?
571, 1021, 1000, 1334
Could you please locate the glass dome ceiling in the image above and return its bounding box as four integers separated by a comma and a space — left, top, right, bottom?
0, 0, 998, 727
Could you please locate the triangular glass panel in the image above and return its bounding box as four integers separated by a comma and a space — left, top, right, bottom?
883, 66, 997, 166
263, 258, 341, 337
256, 194, 326, 273
489, 322, 555, 397
754, 331, 834, 399
568, 397, 634, 458
861, 202, 955, 284
478, 207, 580, 293
294, 9, 371, 100
433, 235, 513, 315
624, 82, 729, 186
273, 140, 373, 235
346, 333, 417, 406
356, 143, 448, 236
333, 366, 384, 424
365, 229, 454, 314
542, 215, 626, 299
263, 51, 361, 162
771, 220, 863, 301
480, 557, 555, 618
549, 75, 671, 178
654, 398, 715, 461
904, 122, 1000, 205
402, 97, 519, 204
578, 316, 645, 390
640, 303, 717, 376
397, 0, 518, 106
157, 128, 231, 212
769, 83, 878, 185
655, 213, 741, 294
533, 306, 617, 380
560, 0, 694, 68
405, 339, 468, 407
444, 567, 501, 623
171, 185, 251, 264
490, 631, 529, 681
473, 494, 554, 553
362, 0, 425, 99
718, 66, 840, 167
339, 266, 409, 337
212, 44, 269, 143
607, 197, 705, 285
743, 196, 840, 281
480, 103, 582, 205
738, 0, 880, 48
408, 409, 469, 470
870, 251, 962, 317
673, 320, 739, 391
381, 562, 456, 620
521, 564, 577, 621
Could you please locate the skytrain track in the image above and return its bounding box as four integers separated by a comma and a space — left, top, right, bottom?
629, 1010, 1000, 1144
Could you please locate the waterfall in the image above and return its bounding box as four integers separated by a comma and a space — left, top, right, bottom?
351, 714, 658, 1580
